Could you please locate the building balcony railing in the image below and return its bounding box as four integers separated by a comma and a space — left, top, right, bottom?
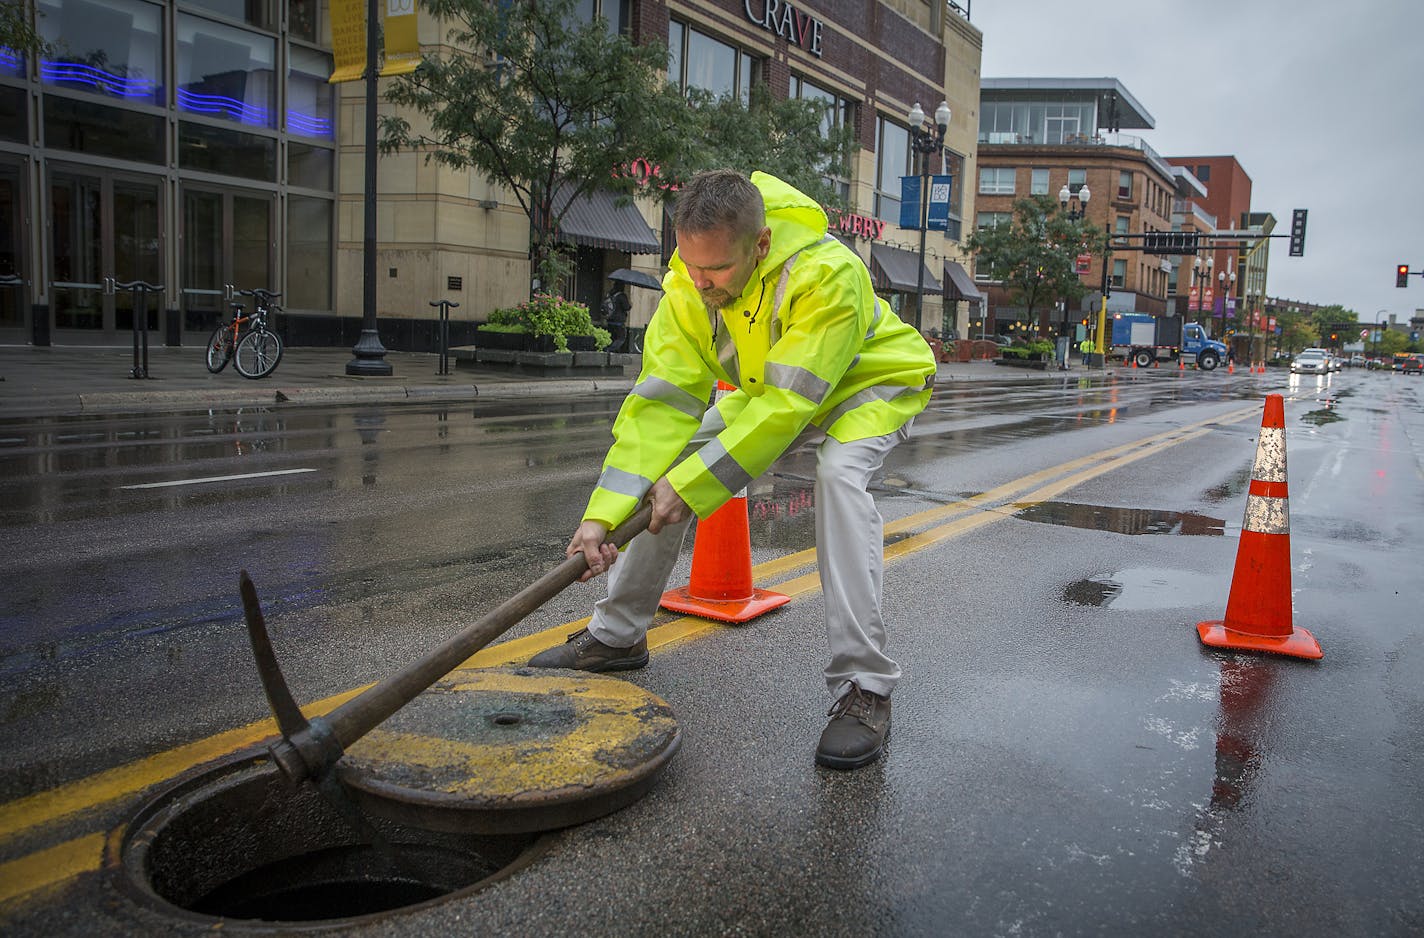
977, 130, 1174, 180
1173, 199, 1217, 230
946, 0, 970, 21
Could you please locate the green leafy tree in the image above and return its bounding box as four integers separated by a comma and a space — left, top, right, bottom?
379, 0, 691, 294
671, 85, 855, 211
1, 0, 50, 57
965, 195, 1105, 331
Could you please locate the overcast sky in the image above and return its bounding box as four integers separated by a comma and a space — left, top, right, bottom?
970, 0, 1423, 326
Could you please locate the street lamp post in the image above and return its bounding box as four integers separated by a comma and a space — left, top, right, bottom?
1217, 267, 1237, 354
1059, 184, 1106, 367
908, 101, 951, 334
1192, 255, 1214, 323
1057, 184, 1092, 363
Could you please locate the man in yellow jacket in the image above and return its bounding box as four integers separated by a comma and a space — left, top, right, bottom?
530, 170, 935, 769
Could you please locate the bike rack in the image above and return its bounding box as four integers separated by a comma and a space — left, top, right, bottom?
430, 299, 459, 375
110, 279, 165, 379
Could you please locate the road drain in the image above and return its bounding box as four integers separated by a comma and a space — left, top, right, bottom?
111, 752, 545, 929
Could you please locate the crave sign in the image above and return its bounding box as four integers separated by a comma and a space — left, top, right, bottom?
744, 0, 824, 57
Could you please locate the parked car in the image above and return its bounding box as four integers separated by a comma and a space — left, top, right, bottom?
1291, 350, 1330, 375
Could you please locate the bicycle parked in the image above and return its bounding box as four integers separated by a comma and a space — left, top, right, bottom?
206, 288, 285, 379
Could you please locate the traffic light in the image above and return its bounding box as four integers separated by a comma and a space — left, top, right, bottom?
1289, 209, 1307, 257
1398, 264, 1411, 288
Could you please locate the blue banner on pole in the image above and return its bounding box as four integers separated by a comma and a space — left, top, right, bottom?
898, 175, 953, 230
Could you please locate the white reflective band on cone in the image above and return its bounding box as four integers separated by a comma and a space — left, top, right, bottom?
1252, 427, 1287, 482
1243, 494, 1289, 535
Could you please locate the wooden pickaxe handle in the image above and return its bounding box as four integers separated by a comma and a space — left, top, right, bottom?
245, 503, 654, 783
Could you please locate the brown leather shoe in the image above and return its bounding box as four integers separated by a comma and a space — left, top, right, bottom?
527, 627, 649, 672
815, 683, 891, 769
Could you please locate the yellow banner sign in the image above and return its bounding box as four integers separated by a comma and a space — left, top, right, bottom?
381, 0, 420, 77
329, 0, 419, 82
328, 0, 366, 83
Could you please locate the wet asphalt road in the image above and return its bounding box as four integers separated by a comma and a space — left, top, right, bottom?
1, 365, 1422, 936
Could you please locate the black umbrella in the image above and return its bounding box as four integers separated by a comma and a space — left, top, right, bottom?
607, 268, 664, 291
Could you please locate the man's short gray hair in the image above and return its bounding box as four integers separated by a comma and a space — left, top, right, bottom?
673, 170, 765, 244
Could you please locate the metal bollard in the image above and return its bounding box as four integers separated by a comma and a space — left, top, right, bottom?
429, 299, 459, 375
116, 279, 164, 379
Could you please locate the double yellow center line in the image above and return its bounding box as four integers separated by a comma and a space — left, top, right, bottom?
0, 402, 1262, 909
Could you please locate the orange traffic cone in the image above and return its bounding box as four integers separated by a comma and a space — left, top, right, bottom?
1178, 358, 1185, 371
660, 382, 790, 624
1228, 360, 1235, 374
1196, 394, 1322, 659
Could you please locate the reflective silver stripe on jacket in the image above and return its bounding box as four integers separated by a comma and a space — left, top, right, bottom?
819, 375, 935, 430
597, 465, 653, 499
632, 375, 709, 420
697, 436, 753, 495
764, 361, 831, 403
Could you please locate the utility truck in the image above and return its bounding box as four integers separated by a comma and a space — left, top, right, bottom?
1109, 313, 1228, 371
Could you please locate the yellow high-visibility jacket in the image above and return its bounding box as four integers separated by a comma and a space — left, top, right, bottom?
584, 173, 936, 527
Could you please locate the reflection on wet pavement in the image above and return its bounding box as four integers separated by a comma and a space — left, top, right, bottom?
1015, 501, 1226, 536
1063, 568, 1225, 610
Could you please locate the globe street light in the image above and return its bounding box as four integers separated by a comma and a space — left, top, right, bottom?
1217, 267, 1236, 349
1192, 254, 1214, 322
908, 100, 951, 333
1058, 183, 1091, 221
1060, 184, 1102, 364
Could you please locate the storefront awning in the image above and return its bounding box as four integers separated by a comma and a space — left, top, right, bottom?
942, 261, 984, 301
554, 189, 661, 255
870, 243, 941, 294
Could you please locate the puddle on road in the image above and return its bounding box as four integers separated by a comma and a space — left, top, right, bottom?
1014, 501, 1226, 537
1300, 403, 1344, 425
1064, 568, 1224, 610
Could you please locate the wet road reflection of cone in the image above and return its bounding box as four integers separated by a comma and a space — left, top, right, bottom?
660, 382, 790, 624
1197, 393, 1322, 659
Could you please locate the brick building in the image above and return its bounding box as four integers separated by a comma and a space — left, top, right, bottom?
973, 78, 1178, 338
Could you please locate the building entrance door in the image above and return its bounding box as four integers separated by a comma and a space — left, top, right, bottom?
48, 166, 164, 344
180, 185, 274, 342
0, 159, 27, 343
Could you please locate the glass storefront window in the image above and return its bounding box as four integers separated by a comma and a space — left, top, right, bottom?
289, 0, 318, 41
1, 46, 25, 78
0, 85, 25, 142
875, 118, 909, 225
287, 46, 334, 140
179, 0, 274, 32
179, 120, 276, 180
177, 12, 276, 128
37, 0, 165, 107
670, 20, 754, 104
287, 195, 331, 310
44, 95, 165, 163
288, 140, 332, 189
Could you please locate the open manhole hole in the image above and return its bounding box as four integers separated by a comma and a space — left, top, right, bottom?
109, 669, 680, 928
109, 752, 547, 929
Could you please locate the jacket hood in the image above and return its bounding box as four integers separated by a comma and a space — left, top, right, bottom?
749, 172, 828, 271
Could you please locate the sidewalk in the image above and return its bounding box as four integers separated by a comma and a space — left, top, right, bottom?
0, 344, 1099, 419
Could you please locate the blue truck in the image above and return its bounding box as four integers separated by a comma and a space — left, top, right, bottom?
1109, 313, 1228, 371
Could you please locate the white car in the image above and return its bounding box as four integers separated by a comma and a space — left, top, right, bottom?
1291, 351, 1330, 375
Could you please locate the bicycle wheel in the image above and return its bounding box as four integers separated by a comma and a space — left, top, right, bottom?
205, 325, 234, 373
234, 329, 284, 379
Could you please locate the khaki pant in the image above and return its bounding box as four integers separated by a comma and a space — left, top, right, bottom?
588, 415, 912, 700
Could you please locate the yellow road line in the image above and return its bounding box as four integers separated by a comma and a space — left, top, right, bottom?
0, 403, 1262, 907
0, 833, 105, 910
